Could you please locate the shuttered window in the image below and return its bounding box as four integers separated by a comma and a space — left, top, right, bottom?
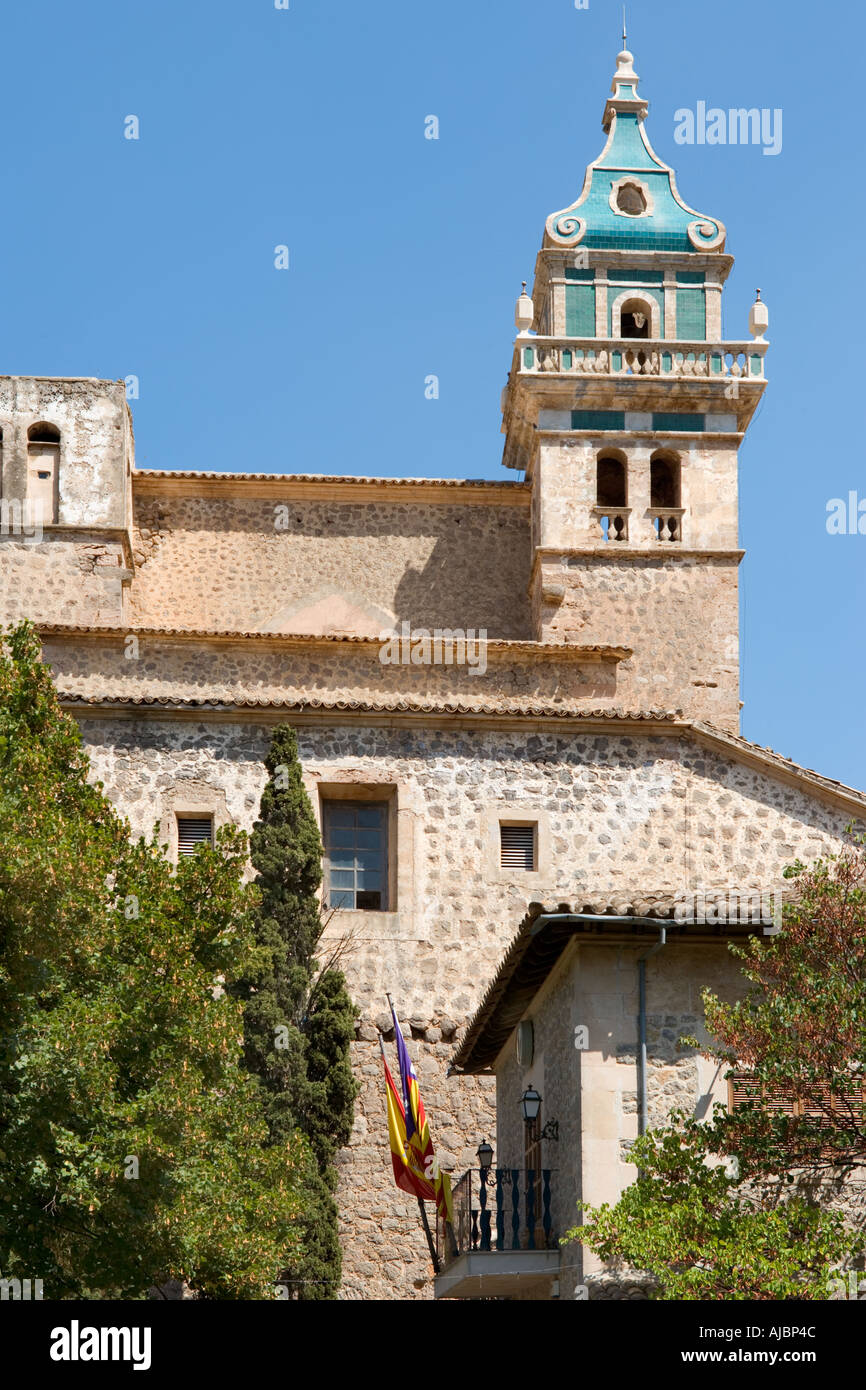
729, 1071, 866, 1154
729, 1072, 796, 1117
500, 824, 536, 871
177, 815, 214, 856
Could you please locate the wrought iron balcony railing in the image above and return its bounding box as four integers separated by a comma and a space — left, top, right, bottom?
436, 1168, 556, 1269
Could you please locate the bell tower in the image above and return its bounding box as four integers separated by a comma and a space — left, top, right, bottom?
500, 45, 768, 733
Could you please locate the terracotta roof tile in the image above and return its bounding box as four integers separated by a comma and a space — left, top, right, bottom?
451, 898, 774, 1074
56, 692, 679, 720
133, 469, 528, 490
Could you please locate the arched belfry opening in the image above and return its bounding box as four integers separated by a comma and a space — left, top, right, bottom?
595, 453, 629, 542
650, 452, 683, 542
650, 456, 680, 509
619, 298, 651, 339
597, 455, 627, 508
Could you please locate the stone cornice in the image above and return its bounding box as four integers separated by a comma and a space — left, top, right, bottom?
132, 470, 531, 508
529, 546, 744, 594
36, 623, 630, 663
534, 429, 748, 443
1, 525, 136, 570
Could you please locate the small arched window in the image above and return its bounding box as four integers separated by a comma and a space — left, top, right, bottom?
597, 455, 627, 508
27, 422, 60, 524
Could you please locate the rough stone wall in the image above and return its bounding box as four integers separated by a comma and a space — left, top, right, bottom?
75, 715, 854, 1300
0, 376, 131, 530
42, 633, 619, 714
128, 493, 532, 639
0, 535, 127, 626
533, 554, 740, 729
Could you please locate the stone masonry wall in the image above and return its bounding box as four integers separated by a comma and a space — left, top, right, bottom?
0, 376, 131, 529
0, 535, 127, 626
42, 633, 620, 714
533, 553, 740, 730
129, 493, 532, 639
75, 714, 855, 1299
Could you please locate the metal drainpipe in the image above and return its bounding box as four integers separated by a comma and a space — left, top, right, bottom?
637, 927, 667, 1136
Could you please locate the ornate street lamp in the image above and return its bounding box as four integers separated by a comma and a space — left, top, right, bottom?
477, 1141, 494, 1170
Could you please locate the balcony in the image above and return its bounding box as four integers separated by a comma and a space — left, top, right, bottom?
515, 336, 766, 382
434, 1168, 561, 1300
592, 507, 685, 543
649, 507, 684, 542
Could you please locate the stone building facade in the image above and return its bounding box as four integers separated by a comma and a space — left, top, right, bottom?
0, 45, 862, 1300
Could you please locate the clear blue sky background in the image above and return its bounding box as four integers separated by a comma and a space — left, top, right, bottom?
3, 0, 863, 788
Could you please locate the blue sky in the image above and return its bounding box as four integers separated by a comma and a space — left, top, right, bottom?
3, 0, 864, 789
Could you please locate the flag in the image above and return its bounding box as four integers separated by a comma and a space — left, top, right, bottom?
389, 1001, 454, 1226
380, 1038, 435, 1200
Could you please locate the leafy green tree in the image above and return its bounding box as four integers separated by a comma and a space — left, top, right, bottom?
701, 843, 866, 1175
239, 726, 358, 1300
566, 844, 866, 1298
0, 623, 313, 1299
566, 1117, 860, 1300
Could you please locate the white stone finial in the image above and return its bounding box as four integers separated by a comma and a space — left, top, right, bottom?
515, 282, 534, 336
614, 47, 637, 81
609, 45, 639, 102
748, 288, 769, 342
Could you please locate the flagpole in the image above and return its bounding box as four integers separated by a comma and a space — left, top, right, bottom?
382, 1004, 442, 1275
417, 1196, 441, 1275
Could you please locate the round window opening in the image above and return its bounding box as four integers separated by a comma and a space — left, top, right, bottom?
616, 182, 647, 217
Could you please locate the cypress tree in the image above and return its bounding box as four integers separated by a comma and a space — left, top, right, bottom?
242, 725, 358, 1299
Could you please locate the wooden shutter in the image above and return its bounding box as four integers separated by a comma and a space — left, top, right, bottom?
729, 1071, 866, 1159
729, 1071, 796, 1115
728, 1071, 762, 1111
500, 824, 536, 871
177, 816, 213, 856
800, 1078, 866, 1126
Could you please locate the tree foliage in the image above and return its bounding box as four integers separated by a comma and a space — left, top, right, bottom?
567, 1118, 860, 1300
701, 843, 866, 1174
0, 623, 313, 1299
239, 725, 358, 1300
